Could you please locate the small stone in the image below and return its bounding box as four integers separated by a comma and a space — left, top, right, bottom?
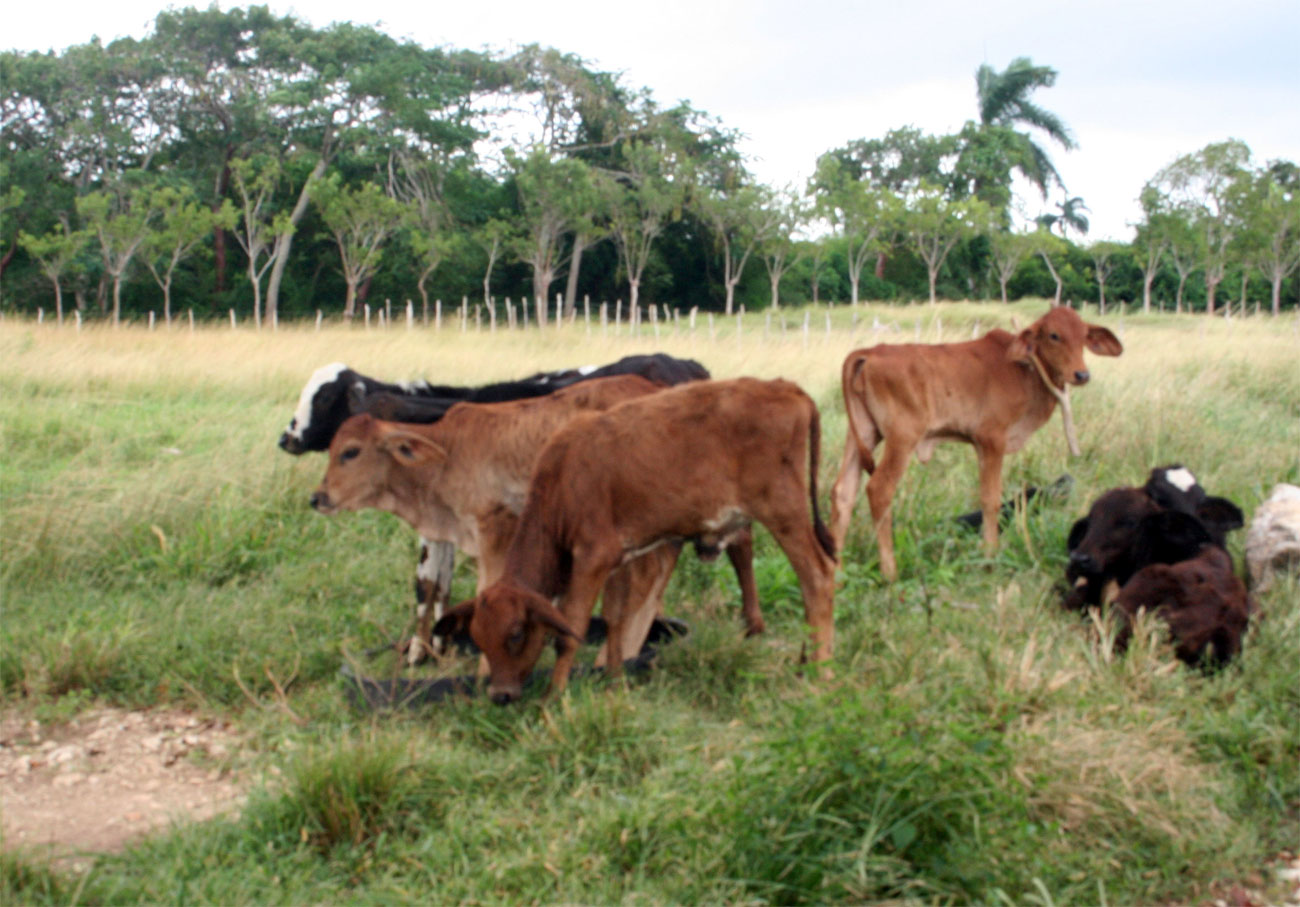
50, 745, 79, 764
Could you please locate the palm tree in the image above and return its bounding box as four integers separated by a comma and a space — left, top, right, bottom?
973, 57, 1077, 197
1036, 195, 1091, 239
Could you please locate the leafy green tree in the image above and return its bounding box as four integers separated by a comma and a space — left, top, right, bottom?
389, 151, 455, 315
811, 155, 900, 305
18, 225, 88, 323
987, 228, 1037, 303
1154, 140, 1252, 314
901, 182, 995, 303
1133, 185, 1174, 313
76, 176, 157, 324
1086, 240, 1127, 314
698, 182, 781, 315
1240, 160, 1300, 315
140, 185, 234, 324
601, 139, 690, 312
1164, 210, 1203, 313
1029, 228, 1069, 305
758, 187, 809, 310
310, 174, 411, 321
228, 155, 293, 327
505, 147, 599, 324
475, 218, 516, 309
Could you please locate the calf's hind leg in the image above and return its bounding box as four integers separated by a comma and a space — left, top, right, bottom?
865, 438, 916, 583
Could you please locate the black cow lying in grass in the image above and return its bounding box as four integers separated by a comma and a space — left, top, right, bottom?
1063, 465, 1251, 667
278, 354, 729, 665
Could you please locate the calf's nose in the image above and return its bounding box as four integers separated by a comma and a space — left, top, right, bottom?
1068, 550, 1096, 573
1073, 369, 1091, 385
309, 491, 329, 511
490, 689, 517, 706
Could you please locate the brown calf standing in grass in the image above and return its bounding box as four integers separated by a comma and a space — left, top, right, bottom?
830, 306, 1123, 581
435, 377, 838, 704
311, 375, 762, 665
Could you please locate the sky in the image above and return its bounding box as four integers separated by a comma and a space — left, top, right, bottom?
7, 0, 1300, 242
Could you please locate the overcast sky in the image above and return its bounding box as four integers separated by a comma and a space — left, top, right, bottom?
7, 0, 1299, 241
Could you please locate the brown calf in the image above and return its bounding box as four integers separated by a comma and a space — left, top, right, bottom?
830, 306, 1122, 581
434, 377, 838, 704
310, 375, 762, 664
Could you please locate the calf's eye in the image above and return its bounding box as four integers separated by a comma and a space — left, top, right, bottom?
340, 448, 361, 463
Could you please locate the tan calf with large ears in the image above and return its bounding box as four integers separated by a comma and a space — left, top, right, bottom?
829, 305, 1122, 582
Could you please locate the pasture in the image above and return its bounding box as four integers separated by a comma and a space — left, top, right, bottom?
1, 300, 1298, 905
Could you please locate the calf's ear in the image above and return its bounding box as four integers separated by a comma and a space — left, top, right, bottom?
1006, 328, 1035, 364
378, 427, 447, 466
524, 597, 582, 641
1085, 325, 1123, 356
347, 380, 368, 413
1197, 496, 1245, 535
432, 600, 475, 638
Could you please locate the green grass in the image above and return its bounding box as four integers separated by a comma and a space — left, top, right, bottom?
2, 301, 1298, 904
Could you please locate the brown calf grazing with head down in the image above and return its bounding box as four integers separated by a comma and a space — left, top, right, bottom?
311, 375, 764, 666
830, 306, 1122, 581
434, 377, 838, 704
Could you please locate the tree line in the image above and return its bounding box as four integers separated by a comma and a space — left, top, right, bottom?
2, 7, 1297, 325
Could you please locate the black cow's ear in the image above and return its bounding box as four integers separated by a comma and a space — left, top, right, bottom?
347, 380, 368, 413
433, 600, 475, 638
1132, 511, 1212, 569
1066, 518, 1088, 552
1198, 496, 1244, 535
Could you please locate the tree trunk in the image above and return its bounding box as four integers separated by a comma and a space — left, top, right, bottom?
343, 280, 358, 320
564, 235, 587, 316
53, 281, 64, 324
928, 268, 938, 305
249, 260, 263, 327
874, 250, 886, 280
1142, 272, 1154, 314
112, 274, 123, 325
265, 158, 328, 325
212, 161, 231, 298
1272, 273, 1283, 316
1205, 278, 1219, 316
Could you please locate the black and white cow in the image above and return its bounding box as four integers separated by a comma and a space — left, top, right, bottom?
279, 354, 718, 664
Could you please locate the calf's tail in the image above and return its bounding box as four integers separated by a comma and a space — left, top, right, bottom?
842, 353, 880, 475
807, 400, 837, 560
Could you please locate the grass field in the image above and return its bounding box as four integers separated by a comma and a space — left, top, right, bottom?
2, 300, 1298, 904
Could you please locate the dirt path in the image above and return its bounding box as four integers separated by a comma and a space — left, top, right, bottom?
0, 707, 247, 866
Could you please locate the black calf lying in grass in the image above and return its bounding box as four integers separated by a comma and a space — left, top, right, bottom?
1063, 466, 1251, 667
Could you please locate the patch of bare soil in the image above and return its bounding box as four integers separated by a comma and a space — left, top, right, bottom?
0, 707, 247, 863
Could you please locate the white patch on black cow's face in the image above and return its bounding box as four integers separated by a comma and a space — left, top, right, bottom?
397, 378, 430, 393
577, 364, 598, 375
285, 362, 349, 443
1162, 467, 1198, 493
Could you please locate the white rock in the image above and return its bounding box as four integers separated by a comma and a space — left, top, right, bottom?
1246, 484, 1300, 592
